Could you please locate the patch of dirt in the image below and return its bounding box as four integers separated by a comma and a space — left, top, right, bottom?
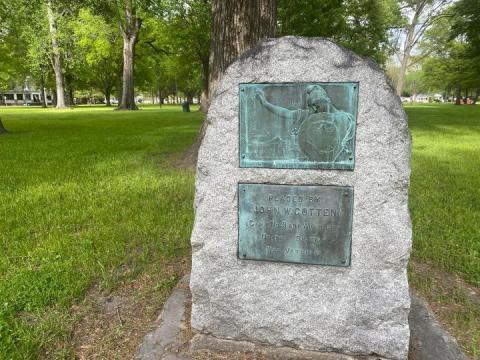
71, 257, 190, 360
411, 261, 479, 305
409, 260, 480, 358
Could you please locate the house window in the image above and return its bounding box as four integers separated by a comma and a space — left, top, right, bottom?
26, 94, 31, 100
16, 93, 24, 100
5, 94, 14, 100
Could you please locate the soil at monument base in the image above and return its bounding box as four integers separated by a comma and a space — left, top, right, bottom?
409, 260, 480, 358
71, 258, 189, 359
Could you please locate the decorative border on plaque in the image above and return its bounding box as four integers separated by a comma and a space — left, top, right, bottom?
238, 183, 353, 266
239, 82, 358, 170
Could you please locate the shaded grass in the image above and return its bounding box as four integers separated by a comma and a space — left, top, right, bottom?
409, 261, 480, 358
406, 104, 480, 287
407, 104, 480, 357
0, 105, 202, 358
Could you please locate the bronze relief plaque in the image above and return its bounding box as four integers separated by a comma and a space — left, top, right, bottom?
239, 82, 358, 169
238, 183, 353, 266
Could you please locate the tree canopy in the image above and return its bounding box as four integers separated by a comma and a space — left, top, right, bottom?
0, 0, 478, 107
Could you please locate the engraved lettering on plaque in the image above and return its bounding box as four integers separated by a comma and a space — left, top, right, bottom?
239, 83, 358, 169
238, 183, 353, 266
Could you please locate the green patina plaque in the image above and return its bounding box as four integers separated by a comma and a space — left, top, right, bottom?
239, 82, 358, 169
238, 183, 353, 266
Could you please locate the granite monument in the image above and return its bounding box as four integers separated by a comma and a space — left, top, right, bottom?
190, 36, 412, 360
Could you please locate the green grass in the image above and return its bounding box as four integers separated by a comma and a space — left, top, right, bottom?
0, 105, 202, 359
0, 103, 479, 358
406, 104, 480, 287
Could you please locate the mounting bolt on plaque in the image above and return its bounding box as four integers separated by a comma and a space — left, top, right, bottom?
239, 82, 358, 170
238, 183, 353, 266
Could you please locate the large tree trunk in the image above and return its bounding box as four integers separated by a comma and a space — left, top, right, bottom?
396, 14, 418, 97
105, 87, 112, 106
45, 0, 67, 109
117, 1, 141, 111
207, 0, 276, 105
183, 0, 276, 168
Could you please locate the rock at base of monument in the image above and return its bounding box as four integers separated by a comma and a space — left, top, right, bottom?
136, 275, 468, 360
189, 333, 390, 360
408, 291, 468, 360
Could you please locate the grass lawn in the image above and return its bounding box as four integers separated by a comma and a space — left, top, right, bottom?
407, 104, 480, 286
406, 104, 480, 357
0, 105, 202, 359
0, 103, 478, 358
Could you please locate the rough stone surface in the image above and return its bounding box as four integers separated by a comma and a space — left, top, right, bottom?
189, 334, 388, 360
136, 275, 190, 360
136, 275, 467, 360
190, 37, 412, 360
408, 291, 468, 360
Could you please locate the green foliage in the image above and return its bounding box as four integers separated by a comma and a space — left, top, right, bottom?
0, 2, 29, 91
0, 105, 202, 358
136, 0, 211, 99
19, 5, 54, 90
278, 0, 402, 65
71, 8, 122, 100
404, 70, 428, 96
419, 12, 480, 94
453, 0, 480, 57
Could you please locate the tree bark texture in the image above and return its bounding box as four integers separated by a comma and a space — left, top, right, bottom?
184, 0, 276, 168
45, 0, 67, 109
396, 8, 420, 96
207, 0, 276, 105
118, 0, 141, 110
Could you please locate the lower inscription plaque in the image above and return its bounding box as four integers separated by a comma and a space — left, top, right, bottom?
238, 183, 353, 266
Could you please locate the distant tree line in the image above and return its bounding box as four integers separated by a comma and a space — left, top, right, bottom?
0, 0, 477, 109
388, 0, 480, 102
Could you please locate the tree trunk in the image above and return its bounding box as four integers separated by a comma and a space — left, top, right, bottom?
397, 21, 416, 96
455, 86, 461, 105
0, 117, 7, 135
45, 0, 67, 109
207, 0, 276, 105
117, 1, 141, 111
105, 87, 112, 106
40, 75, 47, 108
183, 0, 276, 168
118, 36, 137, 109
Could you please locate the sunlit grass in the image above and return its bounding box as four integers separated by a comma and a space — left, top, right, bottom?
0, 105, 202, 358
0, 103, 478, 358
406, 103, 480, 357
406, 104, 480, 286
